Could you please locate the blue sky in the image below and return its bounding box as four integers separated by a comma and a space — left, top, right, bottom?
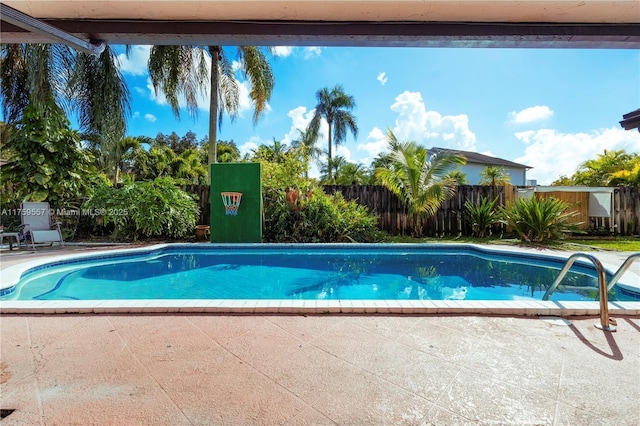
118, 45, 640, 185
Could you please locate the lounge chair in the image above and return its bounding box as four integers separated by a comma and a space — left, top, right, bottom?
20, 202, 64, 249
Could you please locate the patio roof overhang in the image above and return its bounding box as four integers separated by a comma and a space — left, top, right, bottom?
620, 109, 640, 132
1, 0, 639, 49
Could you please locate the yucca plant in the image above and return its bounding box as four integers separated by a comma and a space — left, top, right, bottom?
464, 196, 500, 237
499, 196, 580, 242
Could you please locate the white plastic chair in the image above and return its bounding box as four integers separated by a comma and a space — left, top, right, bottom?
20, 202, 64, 249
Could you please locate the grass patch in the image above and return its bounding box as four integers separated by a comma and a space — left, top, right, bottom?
382, 235, 640, 252
559, 237, 640, 252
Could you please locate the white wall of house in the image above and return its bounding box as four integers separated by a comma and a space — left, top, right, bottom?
458, 164, 528, 186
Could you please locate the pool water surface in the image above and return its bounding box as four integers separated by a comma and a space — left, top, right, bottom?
2, 244, 633, 302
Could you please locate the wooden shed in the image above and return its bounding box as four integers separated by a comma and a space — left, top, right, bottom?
515, 186, 616, 232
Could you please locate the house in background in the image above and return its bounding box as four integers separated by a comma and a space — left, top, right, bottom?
430, 147, 532, 186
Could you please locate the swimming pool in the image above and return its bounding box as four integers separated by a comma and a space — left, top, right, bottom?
2, 244, 638, 307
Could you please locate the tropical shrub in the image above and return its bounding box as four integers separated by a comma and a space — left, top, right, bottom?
83, 177, 199, 240
258, 150, 380, 243
499, 196, 580, 242
464, 196, 500, 237
2, 101, 97, 205
263, 189, 381, 243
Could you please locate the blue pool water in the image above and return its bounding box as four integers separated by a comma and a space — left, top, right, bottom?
1, 244, 633, 302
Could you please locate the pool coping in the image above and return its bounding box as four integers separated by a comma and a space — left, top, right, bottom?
1, 243, 639, 316
1, 298, 639, 316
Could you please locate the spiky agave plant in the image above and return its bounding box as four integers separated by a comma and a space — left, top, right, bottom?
464, 196, 500, 237
499, 196, 580, 242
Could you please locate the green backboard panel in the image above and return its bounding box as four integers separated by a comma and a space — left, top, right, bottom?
210, 163, 262, 243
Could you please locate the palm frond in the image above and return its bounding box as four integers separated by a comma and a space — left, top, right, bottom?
240, 46, 275, 124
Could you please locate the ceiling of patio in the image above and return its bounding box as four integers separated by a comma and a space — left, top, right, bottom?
1, 0, 639, 48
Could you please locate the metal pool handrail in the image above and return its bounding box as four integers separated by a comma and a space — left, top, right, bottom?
607, 252, 640, 291
542, 253, 616, 332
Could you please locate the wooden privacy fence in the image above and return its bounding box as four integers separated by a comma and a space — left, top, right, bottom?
323, 185, 507, 236
615, 187, 640, 236
184, 184, 639, 237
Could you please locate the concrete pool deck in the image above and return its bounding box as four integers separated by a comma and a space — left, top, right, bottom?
1, 314, 639, 425
0, 244, 639, 424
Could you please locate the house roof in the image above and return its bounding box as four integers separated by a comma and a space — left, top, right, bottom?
430, 147, 532, 170
620, 109, 640, 132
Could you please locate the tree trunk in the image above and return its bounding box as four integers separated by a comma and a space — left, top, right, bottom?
208, 46, 221, 165
327, 120, 333, 180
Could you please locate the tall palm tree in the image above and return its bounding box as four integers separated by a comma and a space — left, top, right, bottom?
148, 45, 274, 165
307, 85, 358, 180
1, 43, 130, 139
375, 129, 466, 236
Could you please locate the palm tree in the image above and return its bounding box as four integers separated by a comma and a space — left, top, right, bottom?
320, 156, 348, 184
338, 162, 368, 185
375, 129, 467, 236
148, 45, 274, 165
1, 43, 130, 143
368, 151, 395, 184
175, 148, 208, 184
291, 128, 323, 177
444, 170, 468, 186
216, 141, 242, 163
574, 149, 639, 186
307, 85, 358, 180
479, 166, 511, 186
251, 139, 291, 163
82, 133, 142, 184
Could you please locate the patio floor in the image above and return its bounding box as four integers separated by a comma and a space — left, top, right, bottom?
1, 244, 639, 424
1, 313, 639, 425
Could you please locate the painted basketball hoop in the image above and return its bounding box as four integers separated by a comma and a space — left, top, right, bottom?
221, 192, 243, 216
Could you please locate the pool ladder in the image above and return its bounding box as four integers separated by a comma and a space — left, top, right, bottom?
542, 252, 640, 333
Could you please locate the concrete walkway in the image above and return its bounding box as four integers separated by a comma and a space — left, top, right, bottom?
1, 314, 639, 425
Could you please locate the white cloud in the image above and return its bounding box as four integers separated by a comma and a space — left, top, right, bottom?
132, 111, 140, 119
509, 105, 554, 124
134, 86, 146, 95
147, 77, 169, 106
238, 136, 263, 158
335, 145, 354, 163
117, 45, 151, 76
357, 127, 388, 165
377, 72, 388, 85
281, 106, 326, 152
390, 91, 476, 151
236, 80, 253, 115
514, 127, 640, 185
303, 47, 322, 59
231, 60, 243, 73
273, 46, 294, 57
144, 113, 157, 123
